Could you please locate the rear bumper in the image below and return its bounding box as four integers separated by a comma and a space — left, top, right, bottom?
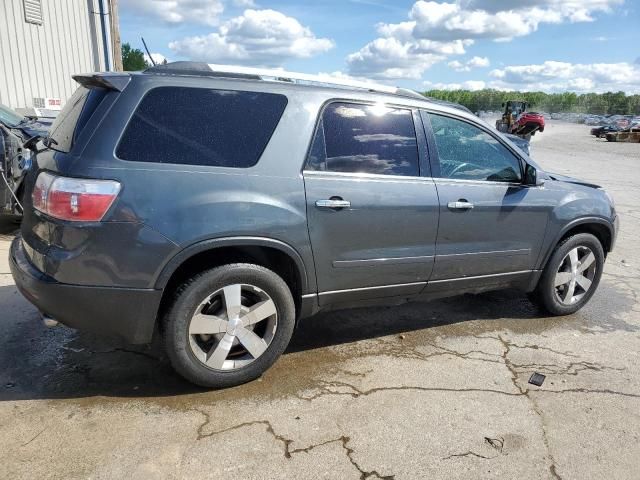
9, 236, 161, 344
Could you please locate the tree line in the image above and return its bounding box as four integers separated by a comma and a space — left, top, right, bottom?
423, 89, 640, 115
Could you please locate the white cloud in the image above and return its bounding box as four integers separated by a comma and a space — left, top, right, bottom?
424, 79, 487, 90
489, 61, 640, 93
409, 0, 622, 41
123, 0, 224, 26
169, 9, 334, 66
144, 52, 168, 65
232, 0, 256, 6
346, 0, 623, 79
448, 55, 489, 71
346, 37, 454, 79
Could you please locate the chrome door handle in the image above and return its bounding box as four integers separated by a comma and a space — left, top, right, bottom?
447, 201, 474, 210
316, 199, 351, 209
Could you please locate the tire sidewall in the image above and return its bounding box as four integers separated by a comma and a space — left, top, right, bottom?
538, 233, 605, 315
164, 264, 295, 388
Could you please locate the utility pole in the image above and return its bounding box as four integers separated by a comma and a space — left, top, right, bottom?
109, 0, 123, 71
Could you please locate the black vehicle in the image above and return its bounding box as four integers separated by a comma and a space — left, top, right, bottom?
10, 64, 618, 388
590, 125, 620, 138
0, 103, 50, 217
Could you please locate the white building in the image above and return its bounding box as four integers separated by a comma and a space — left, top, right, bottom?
0, 0, 119, 115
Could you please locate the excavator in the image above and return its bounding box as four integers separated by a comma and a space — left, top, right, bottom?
495, 101, 545, 140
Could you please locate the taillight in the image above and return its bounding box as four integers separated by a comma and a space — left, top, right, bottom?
32, 172, 121, 221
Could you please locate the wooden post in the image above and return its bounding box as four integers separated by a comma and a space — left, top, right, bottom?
109, 0, 123, 71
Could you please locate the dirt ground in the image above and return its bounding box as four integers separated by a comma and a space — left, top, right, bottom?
1, 121, 639, 479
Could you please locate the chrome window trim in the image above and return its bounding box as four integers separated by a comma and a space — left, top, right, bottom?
431, 177, 525, 187
303, 169, 433, 182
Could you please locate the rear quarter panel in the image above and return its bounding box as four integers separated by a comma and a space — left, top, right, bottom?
44, 75, 323, 292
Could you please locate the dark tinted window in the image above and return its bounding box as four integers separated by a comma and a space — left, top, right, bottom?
307, 102, 419, 176
428, 113, 522, 182
47, 86, 107, 153
117, 87, 288, 167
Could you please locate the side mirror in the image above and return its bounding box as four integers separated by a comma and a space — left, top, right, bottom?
525, 163, 545, 186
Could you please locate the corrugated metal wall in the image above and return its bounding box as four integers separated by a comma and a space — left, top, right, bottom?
0, 0, 106, 110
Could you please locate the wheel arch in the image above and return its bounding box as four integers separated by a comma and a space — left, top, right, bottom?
155, 237, 310, 319
539, 217, 613, 270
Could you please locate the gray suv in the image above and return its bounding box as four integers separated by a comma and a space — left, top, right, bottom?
9, 62, 618, 387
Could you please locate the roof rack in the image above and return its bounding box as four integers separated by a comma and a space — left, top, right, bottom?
144, 61, 427, 101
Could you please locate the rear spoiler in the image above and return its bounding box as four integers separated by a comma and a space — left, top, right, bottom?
72, 73, 131, 92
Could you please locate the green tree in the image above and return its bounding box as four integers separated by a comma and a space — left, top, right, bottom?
122, 43, 149, 71
423, 88, 640, 115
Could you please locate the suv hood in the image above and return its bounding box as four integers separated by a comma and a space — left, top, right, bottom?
547, 172, 601, 189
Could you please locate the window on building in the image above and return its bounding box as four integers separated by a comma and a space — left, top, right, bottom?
23, 0, 43, 25
307, 102, 419, 176
117, 87, 288, 168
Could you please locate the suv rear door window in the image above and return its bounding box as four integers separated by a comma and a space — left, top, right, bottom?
117, 87, 288, 168
427, 113, 522, 182
307, 102, 419, 176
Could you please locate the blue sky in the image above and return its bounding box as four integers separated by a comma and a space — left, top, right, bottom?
120, 0, 640, 93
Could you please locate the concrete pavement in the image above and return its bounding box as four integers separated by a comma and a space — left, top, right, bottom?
1, 121, 639, 479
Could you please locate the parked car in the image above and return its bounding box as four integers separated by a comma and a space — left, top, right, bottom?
590, 124, 620, 138
0, 103, 50, 217
10, 63, 618, 388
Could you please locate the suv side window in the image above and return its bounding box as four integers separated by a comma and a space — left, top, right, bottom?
427, 113, 522, 182
117, 87, 287, 168
307, 102, 419, 176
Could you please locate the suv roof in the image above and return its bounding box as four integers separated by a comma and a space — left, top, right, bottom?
142, 61, 427, 103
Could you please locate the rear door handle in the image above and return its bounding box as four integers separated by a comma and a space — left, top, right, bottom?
316, 199, 351, 209
447, 200, 474, 210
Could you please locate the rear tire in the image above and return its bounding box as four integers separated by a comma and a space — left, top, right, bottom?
531, 233, 604, 316
162, 263, 295, 388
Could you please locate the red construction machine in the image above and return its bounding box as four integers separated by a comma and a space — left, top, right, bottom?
496, 101, 545, 140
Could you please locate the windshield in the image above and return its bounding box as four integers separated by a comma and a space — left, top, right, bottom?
0, 103, 25, 127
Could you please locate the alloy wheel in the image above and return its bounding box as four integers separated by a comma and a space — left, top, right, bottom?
188, 284, 278, 371
553, 246, 597, 305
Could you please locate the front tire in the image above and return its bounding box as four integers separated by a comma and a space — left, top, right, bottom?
531, 233, 604, 316
162, 264, 295, 388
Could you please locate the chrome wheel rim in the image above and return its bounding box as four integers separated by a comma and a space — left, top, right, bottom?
554, 246, 597, 305
188, 284, 277, 371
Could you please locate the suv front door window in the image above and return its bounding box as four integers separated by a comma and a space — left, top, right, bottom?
429, 113, 523, 183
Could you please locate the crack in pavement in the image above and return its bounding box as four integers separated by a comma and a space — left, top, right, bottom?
513, 361, 624, 377
192, 409, 394, 479
497, 335, 562, 480
296, 379, 523, 402
443, 437, 504, 461
189, 333, 635, 480
89, 347, 158, 362
443, 451, 497, 460
21, 427, 46, 447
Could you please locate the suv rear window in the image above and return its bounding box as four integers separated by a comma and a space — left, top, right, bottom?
116, 87, 288, 168
306, 102, 419, 176
46, 86, 107, 153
